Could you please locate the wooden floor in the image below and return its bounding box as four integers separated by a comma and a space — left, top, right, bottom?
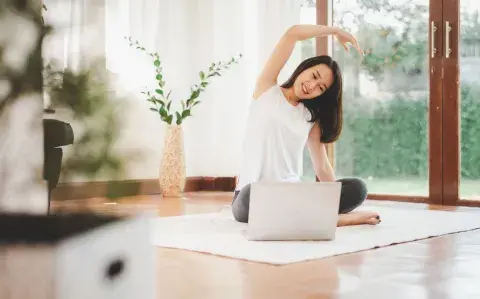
51, 192, 480, 299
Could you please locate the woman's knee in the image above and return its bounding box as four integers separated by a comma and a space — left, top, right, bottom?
351, 178, 368, 201
232, 184, 251, 223
337, 177, 368, 212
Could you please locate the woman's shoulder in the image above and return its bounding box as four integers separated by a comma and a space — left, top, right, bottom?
252, 83, 281, 101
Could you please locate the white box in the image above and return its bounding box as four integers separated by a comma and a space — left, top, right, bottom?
0, 212, 156, 299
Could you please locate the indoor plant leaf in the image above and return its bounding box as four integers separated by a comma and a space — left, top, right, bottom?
159, 106, 168, 117
182, 109, 191, 118
175, 112, 182, 125
155, 98, 165, 106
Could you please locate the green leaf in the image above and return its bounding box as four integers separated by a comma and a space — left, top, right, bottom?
159, 81, 165, 88
156, 74, 162, 81
182, 109, 191, 118
166, 90, 172, 99
155, 98, 165, 106
181, 100, 186, 111
175, 112, 182, 125
213, 72, 221, 77
201, 82, 208, 88
192, 101, 201, 107
155, 89, 163, 95
200, 71, 205, 80
166, 115, 173, 124
191, 89, 201, 100
150, 107, 158, 112
159, 106, 168, 117
154, 60, 161, 67
166, 101, 172, 111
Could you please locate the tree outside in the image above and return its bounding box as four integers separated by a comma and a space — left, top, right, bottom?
300, 0, 480, 199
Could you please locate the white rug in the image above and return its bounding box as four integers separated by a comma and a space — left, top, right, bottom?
150, 204, 480, 265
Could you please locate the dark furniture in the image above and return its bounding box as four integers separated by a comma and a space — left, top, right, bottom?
43, 112, 74, 211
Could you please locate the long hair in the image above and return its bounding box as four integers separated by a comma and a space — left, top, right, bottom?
280, 55, 343, 143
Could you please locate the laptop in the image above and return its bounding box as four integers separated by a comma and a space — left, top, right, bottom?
246, 181, 342, 241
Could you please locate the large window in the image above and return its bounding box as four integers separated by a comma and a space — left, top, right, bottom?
300, 0, 319, 182
332, 0, 430, 196
304, 0, 480, 206
459, 0, 480, 200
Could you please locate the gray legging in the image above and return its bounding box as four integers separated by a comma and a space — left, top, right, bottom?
231, 178, 368, 223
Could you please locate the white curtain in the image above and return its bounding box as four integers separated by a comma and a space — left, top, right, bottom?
44, 0, 307, 181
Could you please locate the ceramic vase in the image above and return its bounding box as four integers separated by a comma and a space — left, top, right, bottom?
158, 125, 186, 197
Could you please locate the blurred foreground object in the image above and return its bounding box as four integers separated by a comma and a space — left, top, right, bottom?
0, 0, 48, 213
0, 212, 156, 299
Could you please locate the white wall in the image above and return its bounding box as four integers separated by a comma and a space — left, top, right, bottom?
43, 0, 305, 183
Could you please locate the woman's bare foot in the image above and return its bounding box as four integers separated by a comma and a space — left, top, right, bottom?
337, 211, 381, 227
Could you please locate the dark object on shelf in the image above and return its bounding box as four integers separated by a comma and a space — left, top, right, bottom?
43, 112, 74, 209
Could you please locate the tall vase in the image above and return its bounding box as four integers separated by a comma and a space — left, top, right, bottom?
159, 124, 186, 197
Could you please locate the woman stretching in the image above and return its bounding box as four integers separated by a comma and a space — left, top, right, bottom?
233, 24, 381, 227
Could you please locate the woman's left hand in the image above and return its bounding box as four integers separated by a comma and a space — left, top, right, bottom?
333, 28, 364, 56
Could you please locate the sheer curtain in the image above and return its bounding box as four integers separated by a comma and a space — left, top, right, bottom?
45, 0, 305, 180
104, 0, 305, 178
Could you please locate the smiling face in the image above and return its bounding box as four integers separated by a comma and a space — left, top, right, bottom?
293, 63, 334, 100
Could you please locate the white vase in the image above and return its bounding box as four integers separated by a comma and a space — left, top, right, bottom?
158, 125, 186, 197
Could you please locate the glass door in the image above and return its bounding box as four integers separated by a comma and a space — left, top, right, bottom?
304, 0, 479, 207
459, 0, 480, 202
330, 0, 434, 200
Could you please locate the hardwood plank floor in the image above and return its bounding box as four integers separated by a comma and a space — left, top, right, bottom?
51, 192, 480, 299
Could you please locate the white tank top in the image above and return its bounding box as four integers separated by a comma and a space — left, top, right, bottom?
236, 84, 315, 191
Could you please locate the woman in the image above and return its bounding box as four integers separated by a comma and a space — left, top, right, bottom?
233, 24, 381, 226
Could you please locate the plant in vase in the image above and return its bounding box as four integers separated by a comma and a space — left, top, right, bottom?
126, 37, 242, 197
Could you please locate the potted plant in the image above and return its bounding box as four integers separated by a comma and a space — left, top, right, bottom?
126, 37, 242, 197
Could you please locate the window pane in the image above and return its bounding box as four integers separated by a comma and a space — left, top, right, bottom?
332, 0, 430, 195
460, 0, 480, 200
300, 0, 318, 182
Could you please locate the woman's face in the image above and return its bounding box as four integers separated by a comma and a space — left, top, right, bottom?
293, 63, 334, 100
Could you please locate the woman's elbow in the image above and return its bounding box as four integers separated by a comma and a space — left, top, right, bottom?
285, 25, 300, 38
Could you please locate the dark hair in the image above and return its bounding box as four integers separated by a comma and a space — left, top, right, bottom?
280, 55, 343, 143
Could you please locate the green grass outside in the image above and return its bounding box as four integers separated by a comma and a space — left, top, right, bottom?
301, 176, 480, 200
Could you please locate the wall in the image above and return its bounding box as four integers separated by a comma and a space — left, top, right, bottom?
43, 0, 304, 183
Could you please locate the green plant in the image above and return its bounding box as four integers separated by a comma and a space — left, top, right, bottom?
333, 83, 480, 180
125, 37, 242, 125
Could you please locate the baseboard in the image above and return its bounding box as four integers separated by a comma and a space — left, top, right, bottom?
51, 176, 237, 201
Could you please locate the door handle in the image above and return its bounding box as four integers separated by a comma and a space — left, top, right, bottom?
431, 21, 437, 58
445, 21, 452, 58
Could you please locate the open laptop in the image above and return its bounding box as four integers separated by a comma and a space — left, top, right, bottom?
246, 181, 342, 241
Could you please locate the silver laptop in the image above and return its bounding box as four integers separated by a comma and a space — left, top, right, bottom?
246, 181, 342, 241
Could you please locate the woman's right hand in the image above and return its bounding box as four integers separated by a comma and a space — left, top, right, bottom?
333, 27, 364, 56
337, 211, 381, 226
